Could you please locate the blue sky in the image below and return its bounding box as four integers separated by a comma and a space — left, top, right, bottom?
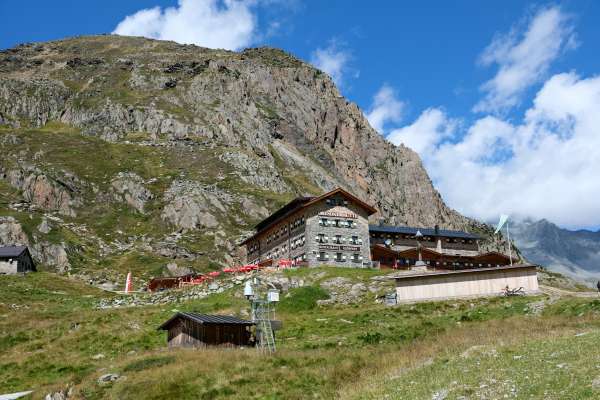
2, 1, 600, 229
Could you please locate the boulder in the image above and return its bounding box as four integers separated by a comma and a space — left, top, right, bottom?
97, 373, 120, 385
111, 172, 153, 213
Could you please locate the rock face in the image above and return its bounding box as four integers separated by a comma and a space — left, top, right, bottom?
0, 36, 473, 228
0, 216, 29, 245
512, 219, 600, 286
5, 168, 80, 216
219, 151, 288, 193
111, 172, 153, 213
161, 181, 230, 230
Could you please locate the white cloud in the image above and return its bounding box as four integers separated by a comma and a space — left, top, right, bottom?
366, 85, 404, 133
310, 41, 352, 86
389, 72, 600, 229
387, 108, 457, 155
113, 0, 257, 51
474, 6, 576, 113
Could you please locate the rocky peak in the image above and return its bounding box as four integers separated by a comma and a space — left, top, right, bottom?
0, 35, 503, 275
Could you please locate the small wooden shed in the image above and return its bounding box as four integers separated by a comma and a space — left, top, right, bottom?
158, 312, 255, 348
0, 246, 36, 274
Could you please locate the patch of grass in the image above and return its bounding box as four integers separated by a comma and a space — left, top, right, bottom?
123, 356, 176, 372
278, 286, 330, 312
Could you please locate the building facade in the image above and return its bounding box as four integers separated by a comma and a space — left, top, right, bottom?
0, 246, 36, 274
392, 264, 539, 303
243, 188, 376, 268
159, 312, 254, 348
370, 225, 480, 256
243, 187, 515, 271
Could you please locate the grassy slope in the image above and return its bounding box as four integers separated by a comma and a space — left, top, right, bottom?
0, 124, 326, 280
1, 269, 600, 399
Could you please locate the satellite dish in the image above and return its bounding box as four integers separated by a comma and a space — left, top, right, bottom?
384, 239, 392, 246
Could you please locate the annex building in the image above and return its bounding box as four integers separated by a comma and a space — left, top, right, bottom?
242, 187, 514, 270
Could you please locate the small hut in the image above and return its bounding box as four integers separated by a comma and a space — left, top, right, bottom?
0, 246, 36, 274
158, 312, 255, 348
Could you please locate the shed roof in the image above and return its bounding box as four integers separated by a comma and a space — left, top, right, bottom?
369, 225, 481, 240
0, 246, 27, 258
158, 312, 255, 330
388, 264, 537, 280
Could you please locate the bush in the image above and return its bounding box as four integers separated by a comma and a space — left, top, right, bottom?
358, 332, 383, 344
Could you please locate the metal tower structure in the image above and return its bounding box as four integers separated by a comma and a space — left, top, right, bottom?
245, 278, 279, 354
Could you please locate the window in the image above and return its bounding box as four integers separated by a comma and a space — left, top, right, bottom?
315, 234, 327, 243
335, 253, 343, 262
319, 218, 328, 226
334, 235, 342, 244
352, 253, 360, 262
318, 252, 327, 261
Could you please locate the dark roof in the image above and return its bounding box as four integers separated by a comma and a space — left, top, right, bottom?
0, 245, 27, 258
158, 312, 255, 330
388, 263, 537, 280
369, 225, 481, 240
255, 196, 313, 232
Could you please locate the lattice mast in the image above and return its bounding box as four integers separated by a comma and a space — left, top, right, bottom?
245, 278, 279, 354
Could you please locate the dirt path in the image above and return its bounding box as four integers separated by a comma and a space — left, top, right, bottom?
539, 285, 599, 298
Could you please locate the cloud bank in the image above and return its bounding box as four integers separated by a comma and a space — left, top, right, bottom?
310, 41, 353, 87
379, 6, 599, 229
474, 6, 577, 113
366, 85, 404, 133
113, 0, 257, 50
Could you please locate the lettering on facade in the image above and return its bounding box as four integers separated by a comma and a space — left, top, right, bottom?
318, 211, 358, 219
318, 244, 361, 251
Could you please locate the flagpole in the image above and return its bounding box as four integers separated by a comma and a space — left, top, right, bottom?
506, 221, 513, 266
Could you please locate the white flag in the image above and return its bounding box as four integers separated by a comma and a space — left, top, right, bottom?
494, 214, 509, 234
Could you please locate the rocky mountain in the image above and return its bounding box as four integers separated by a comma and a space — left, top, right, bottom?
0, 35, 501, 285
511, 219, 600, 286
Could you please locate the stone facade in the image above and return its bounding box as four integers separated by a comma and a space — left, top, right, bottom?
245, 189, 374, 268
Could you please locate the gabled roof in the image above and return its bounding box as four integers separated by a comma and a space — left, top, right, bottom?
0, 245, 28, 258
158, 312, 254, 330
242, 187, 377, 244
369, 225, 481, 240
302, 188, 378, 216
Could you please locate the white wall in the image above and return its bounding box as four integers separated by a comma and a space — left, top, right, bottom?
395, 267, 539, 303
0, 260, 18, 274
